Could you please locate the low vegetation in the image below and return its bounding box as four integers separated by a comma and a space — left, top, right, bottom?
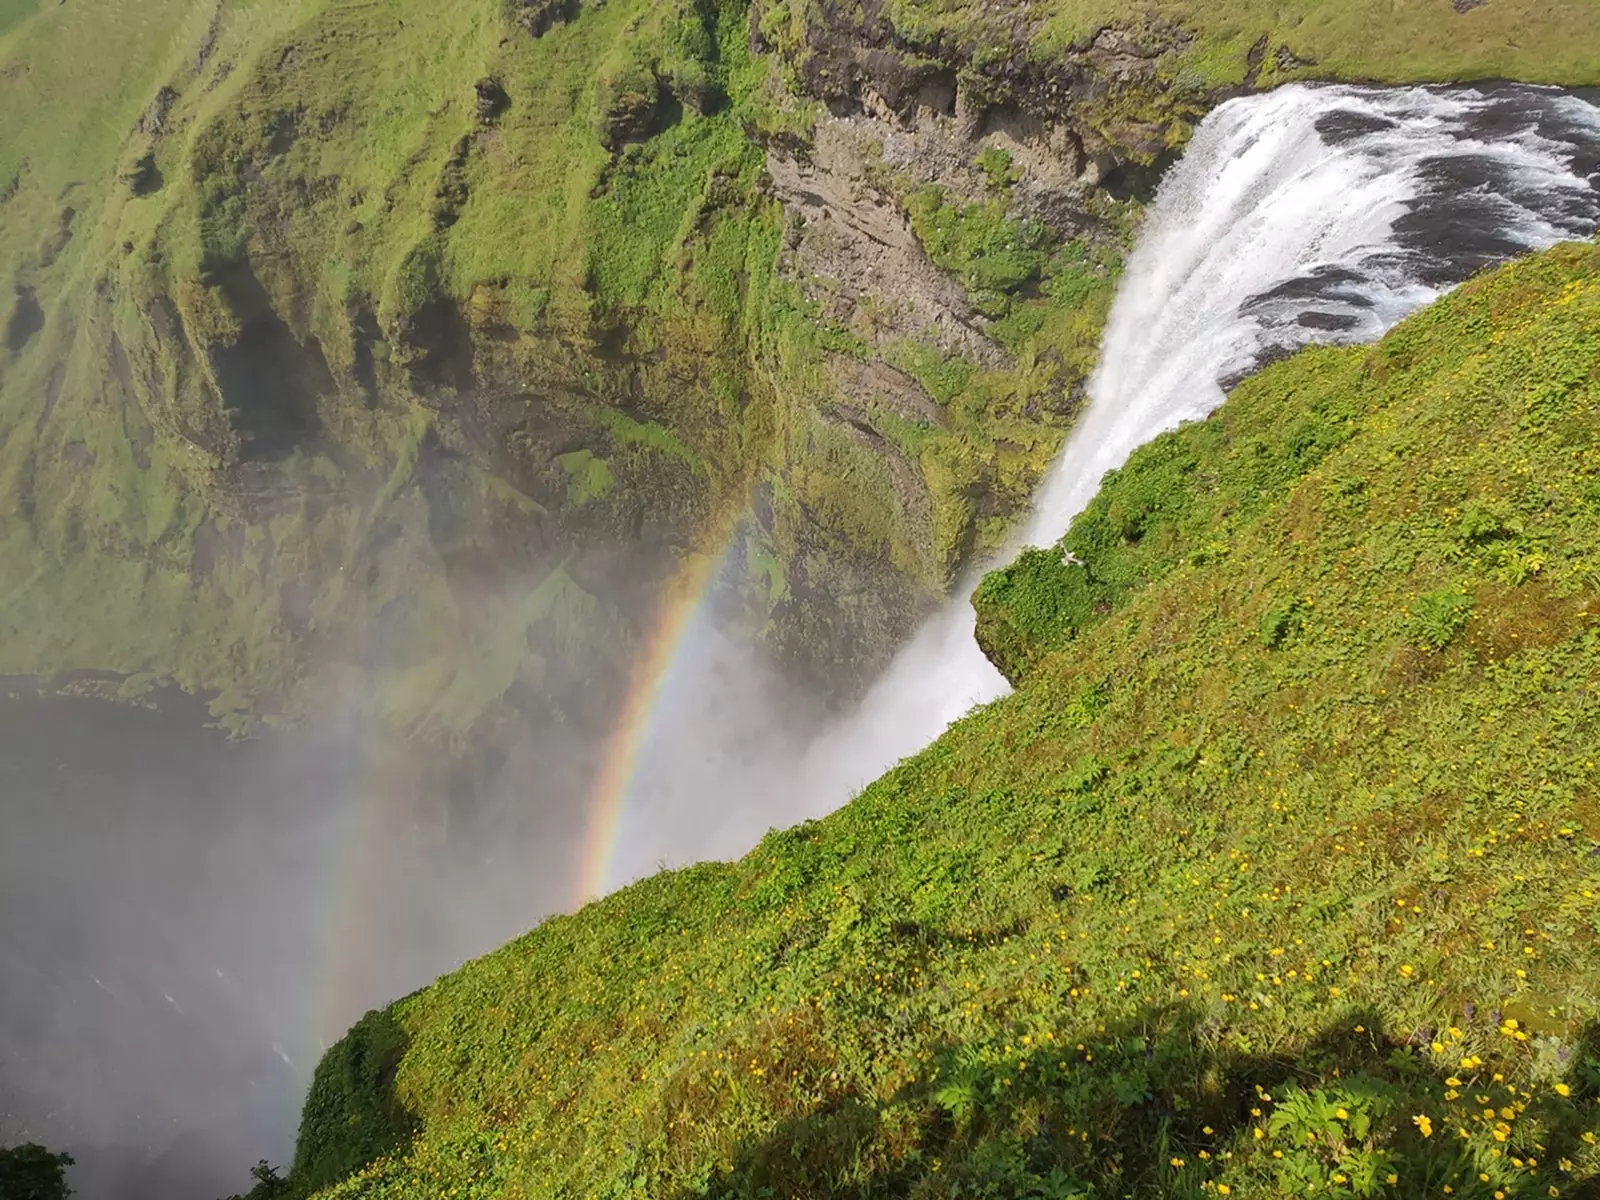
0, 1143, 73, 1200
266, 242, 1600, 1199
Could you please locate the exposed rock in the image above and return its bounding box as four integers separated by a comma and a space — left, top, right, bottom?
474, 78, 510, 123
770, 143, 1003, 366
137, 86, 178, 138
1275, 44, 1318, 71
594, 68, 663, 150
1243, 33, 1270, 89
790, 0, 1199, 173
510, 0, 577, 38
195, 2, 222, 72
827, 356, 943, 426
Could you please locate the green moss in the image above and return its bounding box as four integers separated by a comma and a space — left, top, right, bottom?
904, 187, 1054, 317
597, 409, 705, 474
557, 448, 616, 505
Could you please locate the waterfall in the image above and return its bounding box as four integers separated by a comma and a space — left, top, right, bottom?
793, 82, 1600, 808
605, 83, 1600, 886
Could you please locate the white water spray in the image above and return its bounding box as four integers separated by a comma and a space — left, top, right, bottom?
794, 82, 1600, 805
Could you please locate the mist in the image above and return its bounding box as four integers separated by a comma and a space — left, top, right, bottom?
0, 539, 841, 1200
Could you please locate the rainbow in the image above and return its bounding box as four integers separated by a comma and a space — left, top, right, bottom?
573, 525, 745, 904
292, 521, 746, 1087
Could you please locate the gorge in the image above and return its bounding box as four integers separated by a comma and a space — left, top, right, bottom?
4, 2, 1600, 1197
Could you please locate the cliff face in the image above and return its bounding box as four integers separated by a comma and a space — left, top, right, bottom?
3, 0, 1598, 754
0, 0, 1178, 751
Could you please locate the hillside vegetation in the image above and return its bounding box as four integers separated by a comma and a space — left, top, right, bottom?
275, 242, 1600, 1200
4, 0, 1600, 757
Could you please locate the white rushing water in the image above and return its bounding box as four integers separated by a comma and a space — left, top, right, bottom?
791, 81, 1600, 806
610, 83, 1600, 886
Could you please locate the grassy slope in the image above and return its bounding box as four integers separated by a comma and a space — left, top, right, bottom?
288, 243, 1600, 1200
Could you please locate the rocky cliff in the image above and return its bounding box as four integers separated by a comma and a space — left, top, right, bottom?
2, 0, 1596, 769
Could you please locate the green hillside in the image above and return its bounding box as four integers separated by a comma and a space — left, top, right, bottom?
274, 243, 1600, 1200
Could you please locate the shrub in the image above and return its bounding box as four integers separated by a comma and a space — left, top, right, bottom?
0, 1144, 73, 1200
1259, 598, 1305, 648
1408, 589, 1475, 650
974, 145, 1018, 191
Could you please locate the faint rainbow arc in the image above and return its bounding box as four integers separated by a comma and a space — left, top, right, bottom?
573, 524, 745, 904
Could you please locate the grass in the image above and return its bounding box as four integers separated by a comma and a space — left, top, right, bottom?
267, 241, 1600, 1200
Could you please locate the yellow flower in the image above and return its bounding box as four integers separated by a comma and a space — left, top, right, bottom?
1217, 1187, 1232, 1197
1413, 1114, 1434, 1138
1170, 1157, 1186, 1168
1554, 1083, 1571, 1097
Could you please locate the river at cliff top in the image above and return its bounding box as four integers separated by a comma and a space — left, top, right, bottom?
4, 82, 1600, 1200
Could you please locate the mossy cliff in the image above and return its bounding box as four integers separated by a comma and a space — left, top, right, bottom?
5, 0, 1597, 754
269, 241, 1600, 1200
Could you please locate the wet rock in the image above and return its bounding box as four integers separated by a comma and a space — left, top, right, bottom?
1276, 45, 1317, 71
137, 86, 178, 138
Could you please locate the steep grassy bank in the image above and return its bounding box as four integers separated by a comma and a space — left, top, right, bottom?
276, 242, 1600, 1199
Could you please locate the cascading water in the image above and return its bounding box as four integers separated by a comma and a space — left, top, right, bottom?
793, 82, 1600, 807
